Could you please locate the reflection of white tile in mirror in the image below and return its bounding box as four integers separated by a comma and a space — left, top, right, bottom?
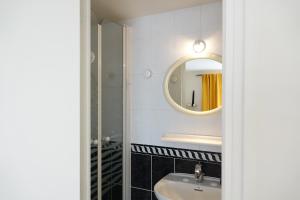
168, 67, 182, 106
185, 59, 222, 73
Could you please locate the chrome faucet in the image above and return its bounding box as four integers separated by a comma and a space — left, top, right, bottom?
194, 163, 204, 183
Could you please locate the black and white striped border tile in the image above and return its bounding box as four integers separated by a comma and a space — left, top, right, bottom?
131, 143, 221, 163
91, 141, 123, 200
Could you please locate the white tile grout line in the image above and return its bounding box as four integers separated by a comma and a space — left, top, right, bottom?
131, 186, 152, 192
173, 158, 176, 173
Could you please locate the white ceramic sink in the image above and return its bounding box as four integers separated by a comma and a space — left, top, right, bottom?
154, 173, 221, 200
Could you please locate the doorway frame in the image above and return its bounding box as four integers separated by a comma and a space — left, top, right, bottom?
222, 0, 245, 200
80, 0, 246, 199
80, 0, 91, 199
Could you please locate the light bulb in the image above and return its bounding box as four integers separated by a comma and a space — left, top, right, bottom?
193, 40, 206, 53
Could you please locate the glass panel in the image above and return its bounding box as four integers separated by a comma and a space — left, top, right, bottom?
91, 12, 99, 200
101, 21, 123, 200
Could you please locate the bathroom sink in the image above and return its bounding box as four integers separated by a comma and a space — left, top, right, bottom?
154, 173, 221, 200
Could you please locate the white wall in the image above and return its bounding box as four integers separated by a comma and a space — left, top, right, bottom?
243, 0, 300, 199
125, 2, 222, 151
0, 1, 80, 200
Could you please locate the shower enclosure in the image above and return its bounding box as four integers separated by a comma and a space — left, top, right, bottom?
91, 19, 126, 200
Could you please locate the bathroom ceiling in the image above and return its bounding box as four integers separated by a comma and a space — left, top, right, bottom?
92, 0, 220, 21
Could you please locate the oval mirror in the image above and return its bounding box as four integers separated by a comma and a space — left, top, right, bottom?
164, 53, 222, 115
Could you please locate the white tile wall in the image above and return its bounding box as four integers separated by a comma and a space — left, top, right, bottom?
124, 2, 222, 152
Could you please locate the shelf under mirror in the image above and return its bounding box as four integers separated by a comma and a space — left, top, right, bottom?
161, 134, 222, 146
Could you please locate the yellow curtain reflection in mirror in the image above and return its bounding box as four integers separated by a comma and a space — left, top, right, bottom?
201, 74, 222, 111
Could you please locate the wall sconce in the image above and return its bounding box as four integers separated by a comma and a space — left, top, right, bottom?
193, 40, 206, 53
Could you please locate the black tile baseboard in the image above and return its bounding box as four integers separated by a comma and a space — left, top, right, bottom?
131, 143, 222, 200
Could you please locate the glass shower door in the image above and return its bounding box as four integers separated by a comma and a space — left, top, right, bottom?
99, 21, 124, 200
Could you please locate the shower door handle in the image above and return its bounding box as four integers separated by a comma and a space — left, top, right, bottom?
102, 136, 111, 142
102, 134, 121, 142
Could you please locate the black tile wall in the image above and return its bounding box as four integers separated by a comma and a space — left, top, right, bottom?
152, 193, 158, 200
131, 144, 222, 200
102, 191, 111, 200
131, 153, 152, 190
131, 188, 151, 200
152, 156, 174, 190
175, 158, 199, 174
202, 162, 222, 178
175, 158, 221, 178
112, 184, 123, 200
